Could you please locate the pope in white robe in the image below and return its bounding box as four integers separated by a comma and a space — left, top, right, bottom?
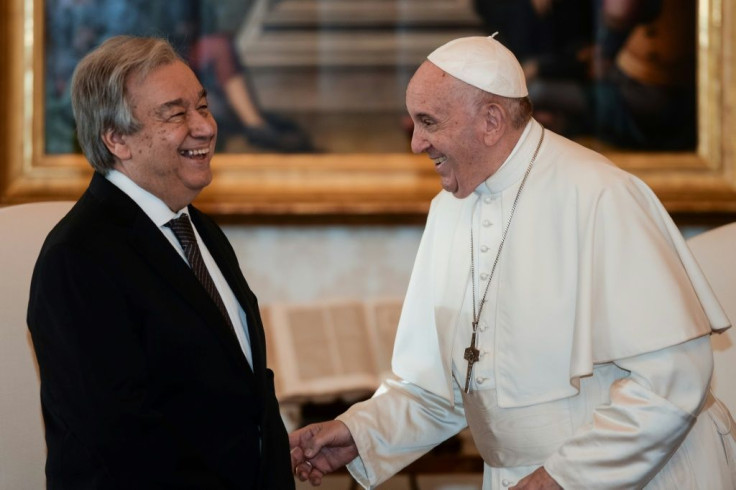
290, 36, 736, 490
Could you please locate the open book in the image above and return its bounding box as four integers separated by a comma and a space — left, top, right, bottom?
261, 298, 403, 403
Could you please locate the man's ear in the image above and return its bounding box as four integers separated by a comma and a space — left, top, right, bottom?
481, 102, 506, 147
101, 128, 131, 161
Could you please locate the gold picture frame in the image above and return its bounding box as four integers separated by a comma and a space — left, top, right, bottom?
2, 0, 735, 219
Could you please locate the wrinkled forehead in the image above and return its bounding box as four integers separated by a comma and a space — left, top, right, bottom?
125, 61, 208, 120
406, 61, 472, 109
408, 62, 451, 96
127, 61, 202, 98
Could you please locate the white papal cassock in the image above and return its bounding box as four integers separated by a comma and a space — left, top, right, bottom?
337, 119, 736, 489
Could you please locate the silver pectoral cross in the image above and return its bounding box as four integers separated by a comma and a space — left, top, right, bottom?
463, 326, 480, 393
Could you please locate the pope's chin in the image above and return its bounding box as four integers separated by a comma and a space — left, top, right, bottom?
440, 178, 472, 199
450, 188, 474, 199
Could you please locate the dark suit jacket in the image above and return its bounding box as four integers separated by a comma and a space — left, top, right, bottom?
27, 173, 294, 489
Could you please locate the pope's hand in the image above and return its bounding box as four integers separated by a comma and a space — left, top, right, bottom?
289, 420, 359, 486
510, 467, 562, 490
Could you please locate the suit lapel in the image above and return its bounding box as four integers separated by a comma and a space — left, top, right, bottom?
189, 208, 267, 376
89, 175, 257, 385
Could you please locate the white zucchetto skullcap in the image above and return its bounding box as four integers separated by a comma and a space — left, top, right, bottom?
426, 34, 528, 98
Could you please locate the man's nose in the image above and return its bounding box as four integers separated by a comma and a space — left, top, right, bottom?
190, 110, 217, 138
410, 128, 429, 154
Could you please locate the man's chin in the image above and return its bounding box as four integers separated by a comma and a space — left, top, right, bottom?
182, 178, 212, 203
449, 186, 473, 199
190, 172, 213, 190
440, 178, 460, 196
440, 175, 473, 198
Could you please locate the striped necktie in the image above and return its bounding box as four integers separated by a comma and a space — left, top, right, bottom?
166, 214, 236, 335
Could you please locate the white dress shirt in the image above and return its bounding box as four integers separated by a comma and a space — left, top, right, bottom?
105, 170, 253, 368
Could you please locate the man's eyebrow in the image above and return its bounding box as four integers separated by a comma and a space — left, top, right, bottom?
155, 90, 208, 115
156, 99, 186, 116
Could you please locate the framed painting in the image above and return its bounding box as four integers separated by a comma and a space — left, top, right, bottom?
2, 0, 735, 219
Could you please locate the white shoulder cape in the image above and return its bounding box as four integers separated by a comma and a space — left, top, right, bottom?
392, 121, 731, 407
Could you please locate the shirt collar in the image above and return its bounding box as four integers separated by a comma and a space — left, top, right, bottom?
105, 170, 187, 226
474, 119, 540, 196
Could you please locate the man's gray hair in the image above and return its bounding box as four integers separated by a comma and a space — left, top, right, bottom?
502, 96, 534, 130
71, 36, 183, 173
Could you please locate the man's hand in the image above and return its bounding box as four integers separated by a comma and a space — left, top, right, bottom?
289, 420, 359, 486
510, 467, 563, 490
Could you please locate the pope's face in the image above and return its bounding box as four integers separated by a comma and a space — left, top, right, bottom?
112, 61, 217, 211
406, 62, 489, 199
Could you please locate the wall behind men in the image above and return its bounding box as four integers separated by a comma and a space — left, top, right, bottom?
220, 223, 711, 305
222, 225, 424, 304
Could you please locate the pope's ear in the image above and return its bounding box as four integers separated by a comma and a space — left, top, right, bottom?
101, 128, 132, 161
481, 102, 506, 146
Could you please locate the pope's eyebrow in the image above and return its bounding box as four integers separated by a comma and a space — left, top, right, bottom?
414, 111, 433, 121
155, 89, 208, 116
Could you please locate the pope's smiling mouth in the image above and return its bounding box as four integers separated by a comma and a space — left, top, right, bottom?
433, 156, 447, 167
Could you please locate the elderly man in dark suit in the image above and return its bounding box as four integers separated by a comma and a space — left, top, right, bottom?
27, 35, 293, 489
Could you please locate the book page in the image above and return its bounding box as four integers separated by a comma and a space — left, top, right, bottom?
264, 300, 385, 402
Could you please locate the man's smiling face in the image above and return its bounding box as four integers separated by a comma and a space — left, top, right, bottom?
113, 60, 217, 211
406, 61, 490, 199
